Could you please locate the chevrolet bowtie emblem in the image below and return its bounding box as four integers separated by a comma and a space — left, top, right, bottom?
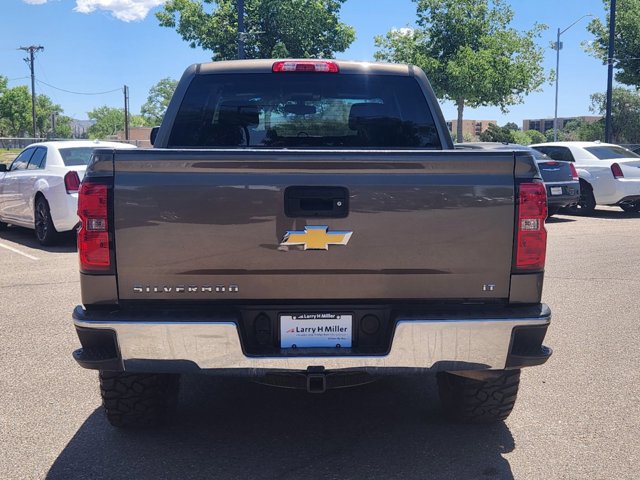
280, 226, 353, 250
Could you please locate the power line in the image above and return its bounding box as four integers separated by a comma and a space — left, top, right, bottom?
7, 76, 30, 82
35, 79, 122, 96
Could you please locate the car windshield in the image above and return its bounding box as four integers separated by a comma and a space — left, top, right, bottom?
168, 73, 442, 149
584, 146, 640, 160
58, 147, 95, 166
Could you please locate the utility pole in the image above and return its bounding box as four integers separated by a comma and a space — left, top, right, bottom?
237, 0, 245, 59
19, 45, 44, 139
123, 85, 130, 141
605, 0, 616, 143
50, 112, 58, 139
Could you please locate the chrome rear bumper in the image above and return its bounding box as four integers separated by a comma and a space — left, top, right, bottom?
72, 305, 551, 373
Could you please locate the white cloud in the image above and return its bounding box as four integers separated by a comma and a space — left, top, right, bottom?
391, 27, 415, 37
73, 0, 166, 22
23, 0, 50, 5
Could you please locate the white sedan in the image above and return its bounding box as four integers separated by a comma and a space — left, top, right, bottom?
531, 141, 640, 214
0, 140, 136, 245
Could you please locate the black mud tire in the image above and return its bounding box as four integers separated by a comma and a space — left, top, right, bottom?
99, 371, 180, 428
565, 182, 596, 216
620, 202, 640, 213
0, 220, 7, 231
546, 206, 559, 218
436, 369, 521, 424
34, 196, 58, 245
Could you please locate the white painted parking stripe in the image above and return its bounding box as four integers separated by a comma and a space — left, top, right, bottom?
0, 242, 40, 260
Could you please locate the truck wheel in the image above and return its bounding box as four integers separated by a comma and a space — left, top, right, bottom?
0, 220, 7, 231
99, 371, 180, 428
436, 369, 520, 423
34, 196, 58, 245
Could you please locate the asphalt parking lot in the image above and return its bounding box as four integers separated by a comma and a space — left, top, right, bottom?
1, 208, 639, 480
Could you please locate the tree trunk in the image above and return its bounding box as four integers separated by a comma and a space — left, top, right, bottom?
456, 98, 464, 143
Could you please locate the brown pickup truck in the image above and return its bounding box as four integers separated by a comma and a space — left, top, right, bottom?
72, 59, 551, 427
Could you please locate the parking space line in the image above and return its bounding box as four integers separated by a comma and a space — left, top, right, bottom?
0, 242, 40, 261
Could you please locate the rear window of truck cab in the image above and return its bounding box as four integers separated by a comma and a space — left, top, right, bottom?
168, 73, 442, 149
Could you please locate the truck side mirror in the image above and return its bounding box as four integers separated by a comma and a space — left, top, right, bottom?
0, 164, 7, 172
150, 127, 159, 146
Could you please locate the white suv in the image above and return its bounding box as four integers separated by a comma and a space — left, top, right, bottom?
531, 142, 640, 214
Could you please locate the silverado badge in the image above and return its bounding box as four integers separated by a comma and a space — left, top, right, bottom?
280, 225, 353, 250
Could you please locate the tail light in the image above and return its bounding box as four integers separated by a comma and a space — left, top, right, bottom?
64, 171, 81, 193
272, 61, 339, 73
569, 163, 579, 181
611, 163, 624, 179
77, 181, 110, 271
515, 183, 547, 271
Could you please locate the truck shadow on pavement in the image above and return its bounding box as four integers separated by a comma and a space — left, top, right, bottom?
588, 208, 640, 219
0, 226, 76, 253
545, 216, 576, 223
46, 375, 515, 480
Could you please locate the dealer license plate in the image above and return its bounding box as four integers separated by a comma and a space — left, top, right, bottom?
280, 313, 352, 348
550, 187, 563, 195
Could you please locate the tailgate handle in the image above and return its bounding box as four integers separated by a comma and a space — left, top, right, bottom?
284, 186, 349, 218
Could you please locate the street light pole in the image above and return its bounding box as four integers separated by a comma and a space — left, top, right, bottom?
553, 14, 593, 142
123, 85, 130, 141
554, 28, 561, 141
604, 0, 616, 143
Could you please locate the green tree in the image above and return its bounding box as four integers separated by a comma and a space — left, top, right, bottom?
503, 122, 520, 131
589, 88, 640, 143
560, 118, 604, 142
35, 94, 64, 138
462, 131, 477, 142
585, 0, 640, 88
87, 106, 146, 139
479, 123, 514, 143
544, 128, 563, 142
0, 84, 32, 137
374, 0, 547, 143
523, 129, 545, 144
0, 79, 72, 138
579, 120, 604, 142
511, 129, 531, 145
157, 0, 355, 60
52, 115, 73, 139
141, 78, 178, 125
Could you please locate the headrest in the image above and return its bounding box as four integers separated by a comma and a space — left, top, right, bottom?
218, 101, 260, 127
348, 103, 389, 130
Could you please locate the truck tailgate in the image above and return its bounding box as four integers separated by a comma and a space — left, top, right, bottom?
113, 149, 516, 301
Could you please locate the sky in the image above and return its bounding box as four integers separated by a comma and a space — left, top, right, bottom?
1, 0, 610, 126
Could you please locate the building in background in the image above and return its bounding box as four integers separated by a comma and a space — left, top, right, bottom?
523, 116, 601, 134
70, 119, 96, 139
446, 119, 497, 139
113, 127, 153, 147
